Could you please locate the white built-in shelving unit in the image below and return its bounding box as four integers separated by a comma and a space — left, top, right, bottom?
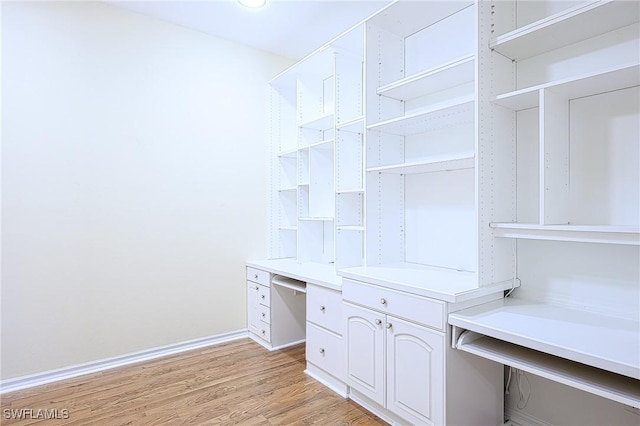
262, 0, 640, 421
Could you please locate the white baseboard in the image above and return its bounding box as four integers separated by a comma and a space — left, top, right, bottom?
506, 407, 554, 426
0, 329, 248, 394
304, 363, 348, 398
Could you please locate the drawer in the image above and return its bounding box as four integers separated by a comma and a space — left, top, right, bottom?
258, 284, 271, 307
247, 267, 270, 286
306, 323, 344, 380
307, 284, 343, 334
258, 304, 270, 324
256, 323, 271, 343
342, 279, 445, 331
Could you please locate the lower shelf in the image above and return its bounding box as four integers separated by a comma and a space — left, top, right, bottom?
455, 332, 640, 407
490, 223, 640, 245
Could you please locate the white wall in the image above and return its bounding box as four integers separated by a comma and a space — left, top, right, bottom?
1, 1, 292, 379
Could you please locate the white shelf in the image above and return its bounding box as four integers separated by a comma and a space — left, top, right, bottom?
493, 64, 640, 111
491, 223, 640, 246
307, 138, 334, 150
449, 298, 640, 379
455, 333, 640, 407
277, 148, 298, 159
278, 226, 297, 231
490, 0, 640, 61
278, 187, 297, 193
299, 217, 334, 221
339, 263, 514, 303
298, 112, 334, 130
377, 55, 475, 101
367, 96, 474, 136
367, 152, 474, 175
336, 116, 365, 132
272, 275, 307, 293
336, 188, 364, 194
337, 226, 365, 231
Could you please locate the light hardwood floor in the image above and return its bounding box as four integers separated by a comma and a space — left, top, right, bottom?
1, 338, 387, 425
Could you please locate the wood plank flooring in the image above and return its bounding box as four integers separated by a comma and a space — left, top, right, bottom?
1, 338, 387, 425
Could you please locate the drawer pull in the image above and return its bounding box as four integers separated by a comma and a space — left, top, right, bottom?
386, 323, 393, 329
261, 312, 266, 318
375, 319, 382, 325
261, 329, 266, 335
319, 348, 325, 354
261, 295, 265, 300
320, 305, 326, 312
380, 298, 387, 305
254, 286, 259, 290
254, 274, 259, 279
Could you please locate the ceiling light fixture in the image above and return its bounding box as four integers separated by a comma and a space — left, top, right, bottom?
238, 0, 266, 8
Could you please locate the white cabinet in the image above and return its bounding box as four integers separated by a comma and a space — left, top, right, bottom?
344, 302, 445, 425
246, 267, 306, 351
305, 283, 347, 395
343, 278, 500, 426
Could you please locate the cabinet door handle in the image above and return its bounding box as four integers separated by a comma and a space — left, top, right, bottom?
319, 348, 325, 354
386, 323, 393, 329
380, 298, 387, 305
320, 305, 326, 312
375, 319, 382, 325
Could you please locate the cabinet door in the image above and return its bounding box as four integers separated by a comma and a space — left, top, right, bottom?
386, 316, 444, 426
344, 302, 385, 405
247, 282, 260, 334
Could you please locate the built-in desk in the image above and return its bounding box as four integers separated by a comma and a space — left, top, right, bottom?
449, 298, 640, 407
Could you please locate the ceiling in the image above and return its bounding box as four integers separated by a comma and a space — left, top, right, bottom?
108, 0, 392, 61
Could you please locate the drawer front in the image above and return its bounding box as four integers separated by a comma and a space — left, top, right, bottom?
247, 267, 270, 286
258, 304, 270, 325
306, 323, 344, 380
257, 284, 271, 307
342, 279, 445, 331
306, 285, 343, 334
257, 323, 271, 343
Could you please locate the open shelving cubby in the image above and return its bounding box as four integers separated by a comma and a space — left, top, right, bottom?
362, 1, 481, 285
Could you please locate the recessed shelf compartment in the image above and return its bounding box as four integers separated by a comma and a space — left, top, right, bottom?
490, 223, 640, 246
490, 0, 640, 61
367, 97, 474, 136
367, 152, 475, 175
449, 298, 640, 380
493, 64, 640, 111
377, 55, 475, 101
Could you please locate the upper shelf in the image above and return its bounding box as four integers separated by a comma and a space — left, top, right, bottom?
490, 223, 640, 246
493, 63, 640, 111
336, 116, 365, 133
377, 55, 475, 101
491, 0, 640, 61
368, 96, 474, 136
449, 298, 640, 380
367, 152, 475, 175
